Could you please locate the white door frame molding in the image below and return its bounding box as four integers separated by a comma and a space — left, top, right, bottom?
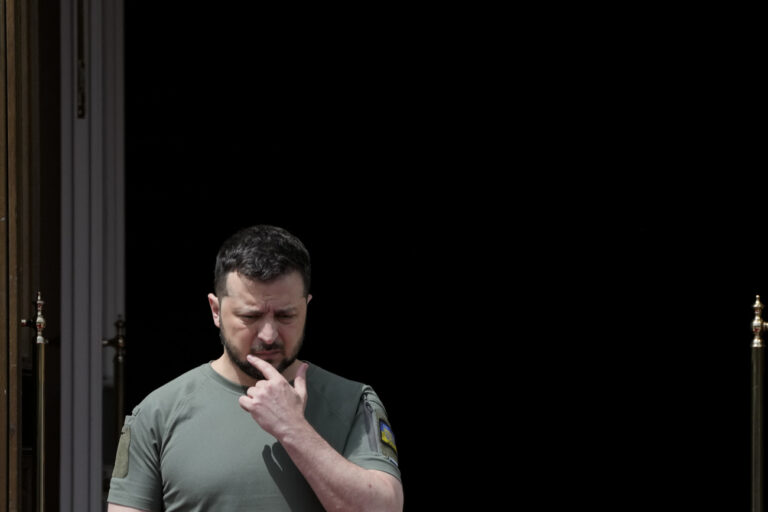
59, 0, 124, 510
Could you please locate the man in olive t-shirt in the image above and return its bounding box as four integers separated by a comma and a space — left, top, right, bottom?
106, 225, 403, 511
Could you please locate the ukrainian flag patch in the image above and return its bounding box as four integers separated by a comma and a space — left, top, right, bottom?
379, 419, 397, 454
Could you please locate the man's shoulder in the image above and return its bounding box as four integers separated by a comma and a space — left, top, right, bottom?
306, 362, 367, 396
305, 363, 390, 419
305, 362, 371, 415
132, 363, 210, 414
303, 362, 371, 443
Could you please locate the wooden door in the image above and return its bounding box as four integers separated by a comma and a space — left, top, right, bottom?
2, 0, 61, 510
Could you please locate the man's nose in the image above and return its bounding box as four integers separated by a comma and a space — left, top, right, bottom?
257, 320, 278, 344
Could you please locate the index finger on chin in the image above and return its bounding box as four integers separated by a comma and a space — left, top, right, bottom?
246, 354, 281, 379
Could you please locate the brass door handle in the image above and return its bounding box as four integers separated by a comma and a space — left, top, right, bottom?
21, 290, 47, 344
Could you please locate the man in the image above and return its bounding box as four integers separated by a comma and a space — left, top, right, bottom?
107, 225, 403, 511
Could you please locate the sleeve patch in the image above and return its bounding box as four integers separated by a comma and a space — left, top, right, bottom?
112, 425, 131, 478
379, 418, 398, 464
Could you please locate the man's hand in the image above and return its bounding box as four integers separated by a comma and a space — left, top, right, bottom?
238, 355, 309, 438
239, 355, 403, 511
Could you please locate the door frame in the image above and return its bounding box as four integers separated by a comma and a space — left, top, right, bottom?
59, 0, 125, 510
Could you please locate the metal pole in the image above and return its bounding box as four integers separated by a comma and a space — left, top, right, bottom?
752, 296, 764, 512
22, 291, 47, 512
37, 342, 46, 512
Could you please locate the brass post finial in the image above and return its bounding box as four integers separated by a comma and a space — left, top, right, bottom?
754, 295, 765, 348
103, 315, 126, 352
21, 290, 47, 344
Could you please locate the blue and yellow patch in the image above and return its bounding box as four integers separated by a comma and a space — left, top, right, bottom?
379, 419, 397, 454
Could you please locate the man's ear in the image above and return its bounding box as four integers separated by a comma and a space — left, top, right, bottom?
306, 294, 312, 305
208, 293, 221, 328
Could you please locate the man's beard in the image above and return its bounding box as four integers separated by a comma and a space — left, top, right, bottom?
219, 329, 304, 381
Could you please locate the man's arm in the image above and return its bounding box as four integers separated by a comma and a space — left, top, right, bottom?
278, 418, 404, 512
107, 504, 148, 512
239, 355, 404, 512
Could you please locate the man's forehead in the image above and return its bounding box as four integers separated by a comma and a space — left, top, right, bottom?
223, 292, 304, 310
223, 272, 305, 306
235, 302, 300, 313
227, 270, 304, 290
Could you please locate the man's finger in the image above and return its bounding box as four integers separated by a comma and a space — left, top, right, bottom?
246, 354, 282, 379
238, 395, 253, 412
294, 362, 309, 402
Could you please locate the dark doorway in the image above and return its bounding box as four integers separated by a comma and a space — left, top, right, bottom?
121, 6, 495, 510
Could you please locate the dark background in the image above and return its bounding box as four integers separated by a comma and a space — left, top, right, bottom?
121, 6, 763, 511
121, 6, 512, 511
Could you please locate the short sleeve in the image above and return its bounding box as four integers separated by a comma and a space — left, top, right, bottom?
343, 387, 401, 482
106, 406, 164, 511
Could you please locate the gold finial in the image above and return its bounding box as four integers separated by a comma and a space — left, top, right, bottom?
753, 295, 765, 348
21, 291, 47, 344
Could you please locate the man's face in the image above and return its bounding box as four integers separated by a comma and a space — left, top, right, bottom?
209, 271, 310, 380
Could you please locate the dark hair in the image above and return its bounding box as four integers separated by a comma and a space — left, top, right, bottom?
213, 225, 311, 297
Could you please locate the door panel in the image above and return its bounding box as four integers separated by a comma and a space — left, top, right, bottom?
2, 0, 61, 510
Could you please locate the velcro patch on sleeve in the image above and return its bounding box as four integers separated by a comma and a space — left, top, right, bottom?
112, 425, 131, 478
379, 419, 398, 464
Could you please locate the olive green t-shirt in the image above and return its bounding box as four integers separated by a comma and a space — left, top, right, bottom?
107, 362, 400, 511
